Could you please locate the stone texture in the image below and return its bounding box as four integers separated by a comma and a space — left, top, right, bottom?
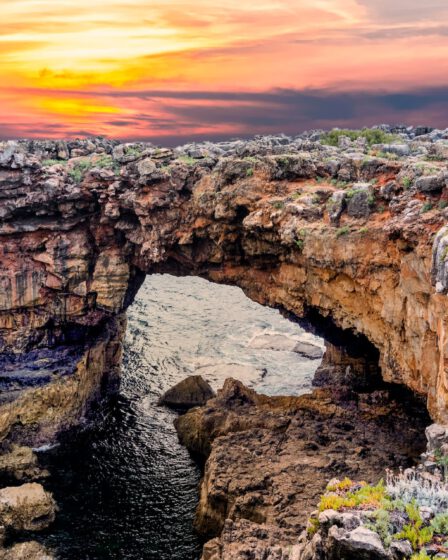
0, 482, 56, 531
293, 341, 324, 359
2, 541, 54, 560
159, 375, 215, 410
0, 445, 48, 483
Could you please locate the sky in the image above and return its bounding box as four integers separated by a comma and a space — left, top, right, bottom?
0, 0, 447, 143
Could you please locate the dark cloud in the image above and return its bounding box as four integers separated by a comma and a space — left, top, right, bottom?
292, 24, 448, 43
147, 87, 447, 133
3, 86, 448, 144
357, 0, 448, 22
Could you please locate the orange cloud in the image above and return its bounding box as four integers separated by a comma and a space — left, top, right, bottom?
0, 0, 447, 141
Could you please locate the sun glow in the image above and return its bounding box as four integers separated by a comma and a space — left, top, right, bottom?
0, 0, 447, 141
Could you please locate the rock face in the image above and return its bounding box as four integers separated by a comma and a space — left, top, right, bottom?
0, 130, 447, 443
159, 375, 215, 410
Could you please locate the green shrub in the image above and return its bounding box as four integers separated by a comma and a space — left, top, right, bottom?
431, 512, 448, 535
326, 478, 355, 492
307, 517, 320, 536
336, 226, 350, 238
178, 155, 196, 165
421, 203, 433, 213
319, 480, 388, 512
320, 128, 397, 147
67, 159, 93, 184
125, 145, 143, 157
246, 167, 254, 177
439, 200, 448, 210
374, 150, 399, 161
402, 177, 412, 189
294, 229, 308, 252
410, 551, 431, 560
272, 201, 285, 210
68, 168, 83, 184
94, 155, 113, 168
365, 509, 393, 546
394, 501, 433, 551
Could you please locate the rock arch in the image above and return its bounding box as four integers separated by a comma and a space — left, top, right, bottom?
0, 138, 447, 443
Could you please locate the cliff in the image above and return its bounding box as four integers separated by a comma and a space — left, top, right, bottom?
0, 127, 447, 444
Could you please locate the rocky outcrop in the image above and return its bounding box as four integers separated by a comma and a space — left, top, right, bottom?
159, 375, 215, 410
175, 367, 429, 558
0, 127, 447, 441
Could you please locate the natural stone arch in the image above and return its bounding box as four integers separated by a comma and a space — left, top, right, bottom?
0, 138, 447, 444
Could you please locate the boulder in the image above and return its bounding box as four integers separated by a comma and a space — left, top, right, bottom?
2, 542, 54, 560
159, 376, 215, 410
347, 184, 374, 219
0, 445, 48, 482
293, 341, 324, 360
425, 423, 448, 452
0, 483, 56, 531
328, 525, 390, 560
389, 540, 413, 559
327, 191, 346, 224
432, 227, 448, 293
415, 174, 446, 193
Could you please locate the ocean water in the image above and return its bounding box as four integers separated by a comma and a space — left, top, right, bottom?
38, 275, 323, 560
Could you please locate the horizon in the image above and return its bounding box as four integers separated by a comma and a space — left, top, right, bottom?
1, 1, 448, 142
1, 122, 440, 148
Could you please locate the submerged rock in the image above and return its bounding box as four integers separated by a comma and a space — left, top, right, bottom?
293, 341, 324, 360
0, 483, 56, 531
248, 333, 298, 352
159, 375, 215, 410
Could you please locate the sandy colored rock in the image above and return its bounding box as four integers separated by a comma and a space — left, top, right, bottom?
0, 483, 56, 531
0, 445, 48, 482
2, 542, 54, 560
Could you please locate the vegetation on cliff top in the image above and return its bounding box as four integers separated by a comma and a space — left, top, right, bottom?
320, 128, 398, 147
313, 454, 448, 559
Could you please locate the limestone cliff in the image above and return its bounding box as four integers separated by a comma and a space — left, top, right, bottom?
0, 129, 447, 442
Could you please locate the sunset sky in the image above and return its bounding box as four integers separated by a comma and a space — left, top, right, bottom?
1, 0, 448, 143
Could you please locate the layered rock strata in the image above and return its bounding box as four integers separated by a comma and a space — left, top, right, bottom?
0, 126, 447, 439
